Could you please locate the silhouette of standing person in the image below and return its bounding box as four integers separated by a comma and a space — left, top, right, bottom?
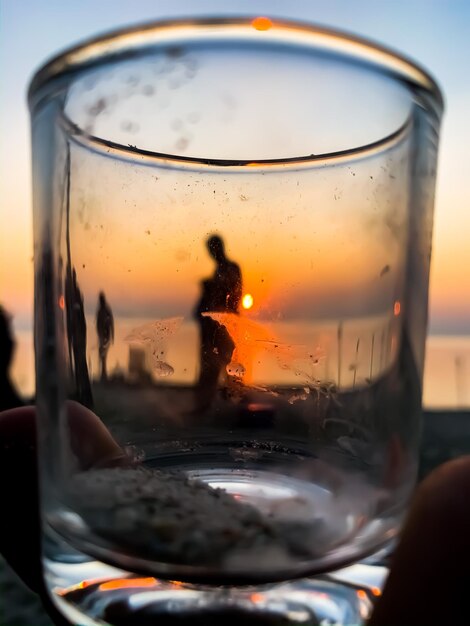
66, 268, 93, 409
0, 306, 24, 411
194, 235, 242, 410
96, 291, 114, 382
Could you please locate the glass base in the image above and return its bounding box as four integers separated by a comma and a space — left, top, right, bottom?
46, 555, 388, 626
49, 464, 400, 584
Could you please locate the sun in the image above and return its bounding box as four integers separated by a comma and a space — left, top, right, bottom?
242, 293, 254, 310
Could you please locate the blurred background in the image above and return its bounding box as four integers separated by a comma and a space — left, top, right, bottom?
0, 3, 469, 625
0, 0, 469, 402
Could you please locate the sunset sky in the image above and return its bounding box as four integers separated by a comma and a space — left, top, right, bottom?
1, 0, 469, 334
64, 126, 410, 322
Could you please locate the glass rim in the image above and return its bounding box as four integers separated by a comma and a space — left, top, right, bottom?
61, 108, 413, 171
28, 16, 444, 167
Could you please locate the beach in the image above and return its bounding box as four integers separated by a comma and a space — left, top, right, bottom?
10, 319, 470, 409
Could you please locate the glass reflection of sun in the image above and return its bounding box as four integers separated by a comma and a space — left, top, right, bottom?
242, 293, 254, 310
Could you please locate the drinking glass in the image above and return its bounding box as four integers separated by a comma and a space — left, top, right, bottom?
29, 17, 443, 625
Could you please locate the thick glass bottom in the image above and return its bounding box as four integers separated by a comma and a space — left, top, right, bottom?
46, 555, 387, 626
48, 467, 401, 583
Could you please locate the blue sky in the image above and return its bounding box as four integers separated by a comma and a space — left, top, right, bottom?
1, 0, 469, 333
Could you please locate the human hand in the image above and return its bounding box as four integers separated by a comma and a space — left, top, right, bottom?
0, 403, 126, 625
1, 405, 469, 626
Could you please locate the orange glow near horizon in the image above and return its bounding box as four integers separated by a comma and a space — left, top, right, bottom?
242, 293, 254, 309
33, 143, 462, 327
1, 5, 470, 342
2, 137, 470, 333
68, 200, 385, 320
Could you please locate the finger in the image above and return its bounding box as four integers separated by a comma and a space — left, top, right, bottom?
369, 456, 470, 625
66, 400, 126, 469
0, 406, 42, 591
0, 402, 126, 593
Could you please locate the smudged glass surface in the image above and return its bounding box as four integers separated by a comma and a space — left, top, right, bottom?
30, 18, 442, 625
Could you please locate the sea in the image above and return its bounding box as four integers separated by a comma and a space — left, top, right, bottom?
10, 317, 470, 409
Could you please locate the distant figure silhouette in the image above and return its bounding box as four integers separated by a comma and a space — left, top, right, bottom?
194, 235, 242, 410
96, 292, 114, 382
64, 262, 74, 380
0, 306, 24, 411
65, 268, 93, 409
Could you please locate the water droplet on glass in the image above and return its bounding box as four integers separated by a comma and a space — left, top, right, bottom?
226, 362, 246, 378
88, 98, 107, 117
152, 360, 174, 377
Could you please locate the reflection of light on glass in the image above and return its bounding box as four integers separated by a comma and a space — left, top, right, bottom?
99, 578, 157, 592
247, 402, 272, 412
371, 586, 382, 597
251, 16, 273, 31
59, 295, 65, 309
394, 301, 401, 316
56, 578, 104, 596
359, 601, 369, 620
203, 311, 274, 384
242, 293, 254, 310
250, 593, 264, 603
204, 311, 313, 385
356, 589, 371, 620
